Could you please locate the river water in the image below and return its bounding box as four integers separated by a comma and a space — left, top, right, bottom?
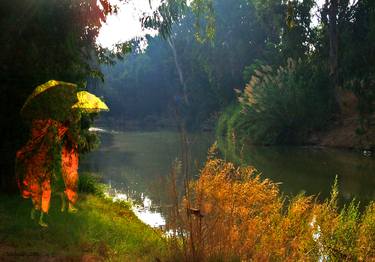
80, 129, 375, 226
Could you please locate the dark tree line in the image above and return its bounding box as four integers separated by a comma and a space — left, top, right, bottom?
96, 0, 268, 129
99, 0, 375, 146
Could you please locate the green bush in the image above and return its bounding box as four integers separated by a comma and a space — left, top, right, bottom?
216, 104, 249, 161
235, 58, 333, 145
78, 172, 106, 197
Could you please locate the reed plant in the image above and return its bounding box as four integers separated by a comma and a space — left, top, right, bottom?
166, 145, 375, 261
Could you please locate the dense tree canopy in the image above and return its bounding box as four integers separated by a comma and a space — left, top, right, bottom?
96, 0, 271, 129
0, 0, 114, 191
97, 0, 375, 147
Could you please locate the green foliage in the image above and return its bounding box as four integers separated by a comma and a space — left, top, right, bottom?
78, 173, 106, 197
78, 113, 100, 154
340, 0, 375, 123
216, 104, 247, 161
215, 0, 375, 149
143, 0, 188, 38
236, 59, 332, 144
243, 59, 265, 83
0, 0, 197, 191
358, 203, 375, 259
190, 0, 216, 43
100, 0, 266, 130
143, 0, 215, 42
0, 0, 116, 191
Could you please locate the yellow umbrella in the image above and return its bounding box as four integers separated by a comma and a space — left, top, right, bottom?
21, 80, 78, 121
71, 91, 109, 113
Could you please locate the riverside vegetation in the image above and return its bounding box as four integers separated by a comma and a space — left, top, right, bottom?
1, 153, 374, 261
166, 146, 375, 261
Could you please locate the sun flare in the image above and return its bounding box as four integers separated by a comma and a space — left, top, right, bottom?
96, 0, 162, 49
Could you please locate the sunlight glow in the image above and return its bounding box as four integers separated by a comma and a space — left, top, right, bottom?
96, 0, 163, 50
311, 0, 357, 27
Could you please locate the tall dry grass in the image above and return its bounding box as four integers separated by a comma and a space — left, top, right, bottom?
166, 145, 375, 261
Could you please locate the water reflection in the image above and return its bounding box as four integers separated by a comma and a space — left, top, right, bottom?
105, 187, 166, 227
80, 130, 213, 227
225, 145, 375, 204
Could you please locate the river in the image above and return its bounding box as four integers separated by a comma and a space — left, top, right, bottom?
80, 129, 375, 226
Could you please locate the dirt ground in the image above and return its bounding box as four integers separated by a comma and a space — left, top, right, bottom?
0, 243, 103, 262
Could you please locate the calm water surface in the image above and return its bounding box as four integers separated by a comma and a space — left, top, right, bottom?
80, 130, 375, 225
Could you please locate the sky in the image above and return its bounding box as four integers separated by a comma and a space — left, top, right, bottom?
96, 0, 357, 49
96, 0, 162, 50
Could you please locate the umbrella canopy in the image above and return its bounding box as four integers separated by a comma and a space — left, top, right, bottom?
21, 80, 78, 121
71, 91, 109, 113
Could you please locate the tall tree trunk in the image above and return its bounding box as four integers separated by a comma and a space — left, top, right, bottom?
329, 0, 338, 81
326, 0, 341, 112
167, 37, 190, 106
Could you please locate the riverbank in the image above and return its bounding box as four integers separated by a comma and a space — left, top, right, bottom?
309, 115, 375, 151
0, 193, 166, 261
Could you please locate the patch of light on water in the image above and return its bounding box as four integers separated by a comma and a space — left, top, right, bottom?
132, 207, 166, 228
113, 193, 128, 202
106, 187, 166, 228
88, 127, 118, 134
310, 215, 328, 262
143, 196, 153, 208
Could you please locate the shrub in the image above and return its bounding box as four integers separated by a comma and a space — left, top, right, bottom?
215, 104, 247, 161
78, 172, 106, 197
236, 58, 333, 144
167, 154, 375, 261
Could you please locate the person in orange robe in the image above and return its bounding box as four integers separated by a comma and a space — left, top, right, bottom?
16, 119, 68, 227
60, 131, 79, 213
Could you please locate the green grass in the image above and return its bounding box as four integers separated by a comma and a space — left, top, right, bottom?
0, 193, 167, 261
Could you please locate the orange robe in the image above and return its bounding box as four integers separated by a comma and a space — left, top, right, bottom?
61, 138, 79, 205
16, 119, 68, 213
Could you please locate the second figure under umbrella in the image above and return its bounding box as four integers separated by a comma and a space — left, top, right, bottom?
16, 80, 109, 227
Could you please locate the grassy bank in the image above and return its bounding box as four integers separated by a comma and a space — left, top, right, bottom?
0, 193, 166, 261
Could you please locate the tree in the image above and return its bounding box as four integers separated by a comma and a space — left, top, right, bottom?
321, 0, 340, 110
97, 0, 274, 129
